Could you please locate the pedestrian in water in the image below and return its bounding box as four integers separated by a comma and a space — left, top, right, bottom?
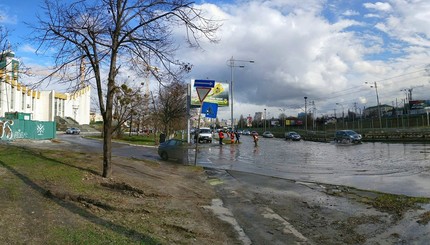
235, 130, 240, 143
252, 132, 259, 147
230, 131, 235, 144
218, 130, 224, 145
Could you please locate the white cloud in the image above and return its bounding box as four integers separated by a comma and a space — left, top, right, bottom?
0, 8, 17, 24
343, 10, 359, 16
19, 44, 36, 53
363, 2, 392, 12
6, 0, 430, 119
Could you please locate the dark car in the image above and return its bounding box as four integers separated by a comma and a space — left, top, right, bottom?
334, 130, 362, 144
65, 127, 81, 134
158, 139, 189, 162
285, 131, 301, 141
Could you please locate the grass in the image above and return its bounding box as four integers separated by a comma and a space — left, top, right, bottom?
0, 142, 231, 244
0, 144, 160, 244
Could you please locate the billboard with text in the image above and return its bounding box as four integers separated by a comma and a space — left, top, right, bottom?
191, 81, 229, 107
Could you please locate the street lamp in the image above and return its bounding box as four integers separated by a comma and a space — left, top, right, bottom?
227, 56, 254, 130
336, 103, 344, 129
304, 97, 307, 132
264, 108, 267, 132
365, 81, 382, 129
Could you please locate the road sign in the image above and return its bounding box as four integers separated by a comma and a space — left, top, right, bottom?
194, 79, 215, 88
196, 87, 211, 102
201, 102, 218, 118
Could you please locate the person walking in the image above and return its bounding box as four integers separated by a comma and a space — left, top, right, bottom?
252, 132, 259, 147
230, 131, 235, 144
234, 130, 240, 143
218, 130, 224, 145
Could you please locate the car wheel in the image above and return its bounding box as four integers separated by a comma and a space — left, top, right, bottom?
161, 152, 168, 161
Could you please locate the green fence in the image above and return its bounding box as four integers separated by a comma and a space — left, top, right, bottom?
0, 117, 56, 141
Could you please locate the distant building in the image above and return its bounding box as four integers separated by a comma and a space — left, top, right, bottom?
363, 105, 393, 118
0, 50, 90, 124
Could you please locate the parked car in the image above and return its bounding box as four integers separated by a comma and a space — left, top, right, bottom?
158, 139, 188, 162
262, 131, 274, 138
65, 127, 81, 134
197, 127, 213, 143
285, 131, 301, 141
334, 130, 362, 144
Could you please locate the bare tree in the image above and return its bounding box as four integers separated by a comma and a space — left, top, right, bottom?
32, 0, 219, 177
155, 81, 187, 137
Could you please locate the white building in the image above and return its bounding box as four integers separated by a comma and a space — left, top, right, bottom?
0, 50, 91, 124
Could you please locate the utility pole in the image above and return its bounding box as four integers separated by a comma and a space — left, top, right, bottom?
304, 97, 308, 132
366, 82, 382, 129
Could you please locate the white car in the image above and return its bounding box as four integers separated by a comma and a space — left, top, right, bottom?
197, 127, 213, 143
262, 131, 274, 138
65, 127, 81, 134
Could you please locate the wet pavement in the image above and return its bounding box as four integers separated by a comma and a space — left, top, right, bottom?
194, 136, 430, 197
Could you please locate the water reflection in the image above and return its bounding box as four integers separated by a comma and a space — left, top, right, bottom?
199, 137, 430, 197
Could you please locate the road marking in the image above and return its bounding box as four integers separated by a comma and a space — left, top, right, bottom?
261, 207, 308, 242
203, 199, 252, 245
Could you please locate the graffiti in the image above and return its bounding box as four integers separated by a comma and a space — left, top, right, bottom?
14, 129, 28, 139
36, 124, 45, 136
0, 120, 14, 140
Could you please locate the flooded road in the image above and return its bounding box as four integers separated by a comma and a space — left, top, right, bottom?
196, 136, 430, 197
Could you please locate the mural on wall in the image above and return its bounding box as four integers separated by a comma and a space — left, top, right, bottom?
0, 120, 14, 140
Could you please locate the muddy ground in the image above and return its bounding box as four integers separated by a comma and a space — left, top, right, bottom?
4, 139, 430, 244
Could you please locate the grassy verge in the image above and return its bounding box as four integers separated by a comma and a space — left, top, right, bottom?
0, 143, 232, 244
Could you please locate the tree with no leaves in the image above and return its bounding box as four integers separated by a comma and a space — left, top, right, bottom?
33, 0, 219, 177
155, 81, 187, 137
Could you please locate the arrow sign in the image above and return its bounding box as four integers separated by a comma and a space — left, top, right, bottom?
201, 102, 218, 118
196, 87, 211, 102
194, 79, 215, 88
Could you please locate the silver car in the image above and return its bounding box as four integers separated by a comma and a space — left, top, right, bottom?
65, 127, 81, 134
334, 130, 362, 143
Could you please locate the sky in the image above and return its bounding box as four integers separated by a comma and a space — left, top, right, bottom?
1, 0, 430, 121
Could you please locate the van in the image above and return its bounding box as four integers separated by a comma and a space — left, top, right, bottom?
197, 127, 213, 143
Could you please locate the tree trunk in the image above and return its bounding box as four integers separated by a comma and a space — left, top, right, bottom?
102, 122, 112, 177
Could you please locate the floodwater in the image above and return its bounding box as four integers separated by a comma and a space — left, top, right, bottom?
195, 136, 430, 197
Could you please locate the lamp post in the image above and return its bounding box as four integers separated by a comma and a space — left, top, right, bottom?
304, 97, 308, 132
264, 108, 267, 132
227, 56, 254, 131
336, 103, 344, 129
365, 82, 382, 129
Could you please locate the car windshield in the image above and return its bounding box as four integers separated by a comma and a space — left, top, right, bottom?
345, 130, 357, 135
200, 129, 211, 133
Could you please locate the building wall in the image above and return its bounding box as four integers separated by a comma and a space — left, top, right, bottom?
0, 50, 91, 125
